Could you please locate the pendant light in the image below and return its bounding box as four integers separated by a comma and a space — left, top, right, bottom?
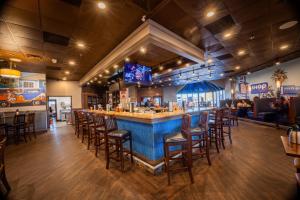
0, 61, 21, 78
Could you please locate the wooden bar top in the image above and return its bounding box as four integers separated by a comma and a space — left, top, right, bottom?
90, 108, 212, 124
280, 136, 300, 158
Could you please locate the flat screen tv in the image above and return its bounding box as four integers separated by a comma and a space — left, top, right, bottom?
123, 63, 152, 85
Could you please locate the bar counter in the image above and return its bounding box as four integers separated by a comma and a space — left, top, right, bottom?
91, 108, 212, 169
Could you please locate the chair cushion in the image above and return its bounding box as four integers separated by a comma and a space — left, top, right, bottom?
96, 126, 105, 132
190, 127, 205, 133
294, 158, 300, 169
164, 133, 187, 143
108, 129, 129, 137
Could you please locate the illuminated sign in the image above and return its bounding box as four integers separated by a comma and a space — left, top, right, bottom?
250, 82, 268, 94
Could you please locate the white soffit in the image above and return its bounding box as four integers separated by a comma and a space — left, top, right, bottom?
79, 19, 205, 85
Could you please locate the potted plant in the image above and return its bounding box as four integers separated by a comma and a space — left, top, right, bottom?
271, 68, 288, 97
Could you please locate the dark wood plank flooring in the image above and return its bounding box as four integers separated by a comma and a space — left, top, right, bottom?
5, 121, 299, 200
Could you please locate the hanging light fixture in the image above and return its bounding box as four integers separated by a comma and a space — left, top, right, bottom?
0, 61, 21, 78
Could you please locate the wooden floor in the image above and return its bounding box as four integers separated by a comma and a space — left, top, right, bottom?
5, 121, 299, 200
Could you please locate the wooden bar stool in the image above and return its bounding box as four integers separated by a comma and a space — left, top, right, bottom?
208, 109, 223, 152
92, 114, 106, 157
222, 108, 233, 146
188, 111, 211, 165
104, 115, 133, 172
6, 114, 27, 144
73, 110, 80, 136
0, 138, 10, 198
163, 114, 194, 185
86, 112, 96, 150
25, 113, 36, 140
79, 111, 89, 145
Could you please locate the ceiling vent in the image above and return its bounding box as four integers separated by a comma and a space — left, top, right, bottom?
216, 53, 233, 60
43, 32, 70, 46
26, 54, 43, 60
206, 43, 224, 52
205, 15, 236, 35
46, 65, 62, 71
61, 0, 82, 7
224, 69, 235, 74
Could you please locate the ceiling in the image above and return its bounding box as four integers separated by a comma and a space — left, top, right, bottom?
0, 0, 300, 84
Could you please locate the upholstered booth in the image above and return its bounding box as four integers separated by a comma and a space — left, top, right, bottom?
289, 97, 300, 124
248, 98, 277, 122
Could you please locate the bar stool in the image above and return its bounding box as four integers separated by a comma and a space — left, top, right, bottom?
222, 108, 233, 146
0, 138, 10, 198
25, 113, 36, 140
208, 109, 223, 152
79, 111, 89, 144
92, 113, 106, 157
163, 114, 194, 185
73, 110, 80, 136
86, 112, 96, 150
188, 111, 211, 165
104, 115, 133, 172
6, 114, 27, 144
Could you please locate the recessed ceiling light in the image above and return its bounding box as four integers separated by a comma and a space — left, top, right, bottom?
65, 71, 70, 75
177, 59, 182, 65
94, 77, 98, 80
229, 78, 233, 81
220, 73, 224, 77
154, 73, 158, 76
237, 50, 246, 56
185, 63, 190, 67
62, 77, 67, 81
207, 59, 213, 64
9, 58, 22, 62
249, 35, 255, 40
159, 80, 162, 83
235, 66, 240, 70
279, 44, 289, 50
223, 32, 232, 38
275, 61, 280, 66
87, 82, 90, 85
206, 10, 215, 17
125, 57, 130, 62
105, 69, 109, 74
113, 64, 118, 69
51, 58, 57, 63
97, 1, 106, 9
77, 42, 85, 48
68, 60, 76, 65
168, 68, 173, 72
247, 71, 251, 75
98, 81, 102, 84
90, 80, 94, 83
99, 74, 103, 77
140, 47, 146, 54
159, 65, 164, 71
279, 20, 298, 30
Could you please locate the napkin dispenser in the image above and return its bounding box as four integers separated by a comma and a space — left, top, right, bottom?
288, 127, 300, 144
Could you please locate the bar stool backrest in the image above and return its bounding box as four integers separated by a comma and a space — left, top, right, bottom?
14, 114, 26, 125
104, 115, 118, 132
182, 114, 191, 131
0, 137, 6, 166
199, 111, 209, 130
27, 113, 35, 124
93, 113, 105, 127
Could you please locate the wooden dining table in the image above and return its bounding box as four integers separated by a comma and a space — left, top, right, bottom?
280, 136, 300, 158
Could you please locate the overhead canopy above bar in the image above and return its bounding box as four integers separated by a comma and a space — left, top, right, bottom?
177, 81, 224, 94
79, 19, 205, 85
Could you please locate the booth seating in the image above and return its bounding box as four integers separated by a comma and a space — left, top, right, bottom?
289, 97, 300, 124
248, 98, 277, 122
220, 99, 253, 118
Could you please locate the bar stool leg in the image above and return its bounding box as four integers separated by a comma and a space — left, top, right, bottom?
120, 139, 125, 172
106, 139, 110, 170
165, 144, 171, 186
129, 134, 133, 163
205, 136, 211, 165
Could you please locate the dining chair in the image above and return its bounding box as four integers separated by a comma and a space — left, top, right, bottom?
0, 137, 11, 197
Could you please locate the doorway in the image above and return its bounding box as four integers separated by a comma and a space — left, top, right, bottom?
48, 96, 72, 128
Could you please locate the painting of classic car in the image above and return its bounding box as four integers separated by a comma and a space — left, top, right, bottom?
0, 73, 46, 107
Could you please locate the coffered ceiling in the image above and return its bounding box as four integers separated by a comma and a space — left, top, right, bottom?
0, 0, 299, 84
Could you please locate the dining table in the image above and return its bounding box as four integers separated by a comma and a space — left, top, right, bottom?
280, 136, 300, 158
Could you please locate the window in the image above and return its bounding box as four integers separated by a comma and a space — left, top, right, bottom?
23, 81, 34, 88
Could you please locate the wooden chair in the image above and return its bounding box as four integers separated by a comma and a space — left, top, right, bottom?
104, 115, 133, 172
230, 108, 239, 126
208, 109, 223, 152
25, 113, 36, 140
188, 111, 211, 165
78, 111, 89, 143
163, 114, 194, 185
0, 138, 11, 198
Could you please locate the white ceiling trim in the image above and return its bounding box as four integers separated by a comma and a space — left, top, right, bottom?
79, 19, 204, 85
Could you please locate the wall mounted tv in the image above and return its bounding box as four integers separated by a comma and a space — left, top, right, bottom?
123, 63, 152, 85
